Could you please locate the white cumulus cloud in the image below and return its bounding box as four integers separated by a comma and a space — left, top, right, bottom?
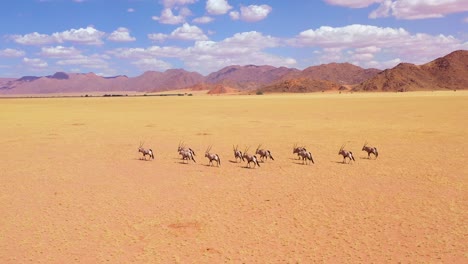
229, 11, 240, 20
10, 32, 56, 45
56, 54, 109, 69
170, 23, 208, 41
132, 58, 172, 71
325, 0, 468, 19
152, 7, 192, 24
12, 27, 106, 45
206, 0, 232, 15
148, 23, 208, 42
235, 5, 272, 22
193, 16, 214, 24
53, 26, 106, 45
23, 57, 48, 68
0, 48, 25, 57
110, 46, 185, 59
40, 46, 81, 58
108, 27, 136, 42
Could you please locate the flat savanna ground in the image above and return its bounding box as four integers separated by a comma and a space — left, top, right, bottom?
1, 92, 467, 263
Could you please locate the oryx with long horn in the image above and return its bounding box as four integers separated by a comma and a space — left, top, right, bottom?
255, 144, 274, 162
293, 143, 307, 160
178, 142, 196, 158
178, 142, 196, 163
242, 146, 260, 168
362, 141, 378, 159
297, 149, 314, 165
205, 145, 221, 167
233, 145, 243, 163
138, 141, 154, 160
338, 144, 355, 164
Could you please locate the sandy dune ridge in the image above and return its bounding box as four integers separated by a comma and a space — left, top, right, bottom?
0, 92, 467, 263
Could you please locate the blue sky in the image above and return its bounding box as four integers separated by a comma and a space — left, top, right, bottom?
0, 0, 467, 77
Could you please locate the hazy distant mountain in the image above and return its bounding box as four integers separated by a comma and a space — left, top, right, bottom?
354, 50, 468, 92
133, 69, 204, 92
0, 69, 203, 94
205, 65, 300, 89
0, 78, 16, 88
284, 63, 381, 85
0, 72, 129, 94
1, 50, 466, 95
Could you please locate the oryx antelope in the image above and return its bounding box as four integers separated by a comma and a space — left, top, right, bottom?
338, 144, 355, 164
138, 142, 154, 160
255, 144, 274, 162
179, 149, 196, 163
178, 142, 196, 157
178, 142, 196, 163
293, 144, 307, 160
362, 141, 379, 159
205, 145, 221, 166
242, 147, 260, 168
233, 145, 243, 163
298, 149, 314, 165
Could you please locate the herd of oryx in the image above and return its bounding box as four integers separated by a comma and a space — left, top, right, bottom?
138, 141, 379, 168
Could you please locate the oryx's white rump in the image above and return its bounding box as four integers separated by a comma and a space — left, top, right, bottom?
205, 145, 221, 166
138, 142, 154, 160
362, 142, 379, 159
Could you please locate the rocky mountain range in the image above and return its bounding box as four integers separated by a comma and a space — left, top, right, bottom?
353, 50, 468, 92
0, 50, 466, 95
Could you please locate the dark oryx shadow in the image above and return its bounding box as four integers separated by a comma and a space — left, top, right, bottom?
292, 161, 312, 166
228, 160, 239, 163
241, 165, 258, 169
202, 164, 220, 168
360, 157, 377, 160
177, 161, 192, 165
331, 161, 353, 165
134, 158, 153, 162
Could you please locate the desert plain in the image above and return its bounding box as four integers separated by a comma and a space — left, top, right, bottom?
0, 91, 467, 263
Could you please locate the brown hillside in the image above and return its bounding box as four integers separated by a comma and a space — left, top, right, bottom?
258, 78, 340, 93
207, 84, 239, 94
354, 50, 468, 91
1, 50, 465, 95
284, 63, 381, 85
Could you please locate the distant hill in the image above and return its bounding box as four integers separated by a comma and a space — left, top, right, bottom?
0, 72, 129, 94
0, 78, 16, 88
284, 63, 380, 85
354, 50, 468, 92
205, 65, 300, 90
1, 50, 466, 95
0, 69, 203, 94
206, 84, 240, 94
139, 69, 204, 92
258, 78, 341, 93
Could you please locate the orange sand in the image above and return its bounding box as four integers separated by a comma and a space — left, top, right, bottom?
0, 92, 466, 263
